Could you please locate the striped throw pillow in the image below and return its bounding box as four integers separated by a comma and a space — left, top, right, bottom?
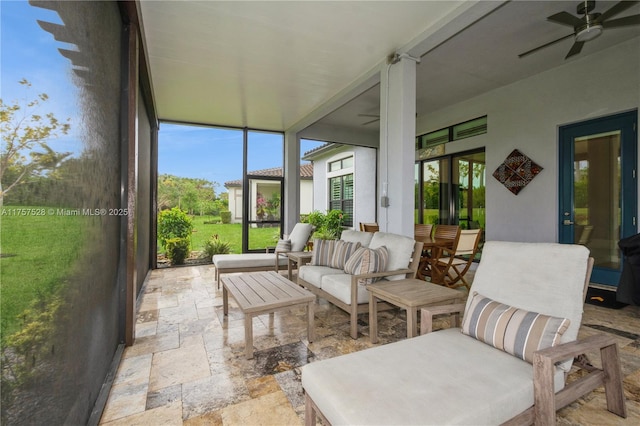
343, 246, 389, 285
461, 292, 571, 364
275, 239, 291, 252
328, 240, 361, 269
310, 239, 336, 266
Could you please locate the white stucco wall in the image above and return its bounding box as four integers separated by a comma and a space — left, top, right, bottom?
300, 179, 314, 215
416, 37, 640, 243
310, 145, 377, 229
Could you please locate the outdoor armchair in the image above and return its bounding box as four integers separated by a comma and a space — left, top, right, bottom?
302, 241, 626, 425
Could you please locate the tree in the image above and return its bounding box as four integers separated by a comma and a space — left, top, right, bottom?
0, 79, 71, 204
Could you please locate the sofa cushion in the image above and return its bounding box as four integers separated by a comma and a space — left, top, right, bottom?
288, 222, 314, 252
302, 328, 566, 425
275, 239, 291, 252
328, 240, 361, 270
369, 232, 415, 280
340, 229, 374, 248
461, 292, 570, 364
343, 246, 388, 285
310, 239, 336, 266
298, 265, 343, 289
321, 273, 372, 305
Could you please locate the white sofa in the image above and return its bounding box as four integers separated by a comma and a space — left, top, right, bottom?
212, 222, 313, 289
302, 241, 627, 425
297, 230, 423, 339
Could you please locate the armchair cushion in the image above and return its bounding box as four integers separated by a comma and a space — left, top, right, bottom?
328, 240, 361, 269
343, 246, 388, 285
462, 292, 571, 364
310, 239, 336, 266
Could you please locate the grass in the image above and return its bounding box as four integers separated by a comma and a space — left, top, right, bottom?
161, 214, 282, 255
0, 206, 85, 342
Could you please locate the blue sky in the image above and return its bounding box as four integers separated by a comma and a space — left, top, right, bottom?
2, 1, 324, 192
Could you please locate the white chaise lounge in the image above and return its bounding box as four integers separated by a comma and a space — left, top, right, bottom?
302, 241, 627, 425
212, 222, 313, 289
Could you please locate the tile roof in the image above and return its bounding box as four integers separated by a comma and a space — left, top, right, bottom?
224, 163, 313, 187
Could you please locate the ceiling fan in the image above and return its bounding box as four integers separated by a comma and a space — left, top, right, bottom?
518, 0, 640, 59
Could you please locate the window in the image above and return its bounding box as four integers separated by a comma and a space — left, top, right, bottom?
327, 155, 354, 227
329, 174, 353, 227
416, 116, 487, 149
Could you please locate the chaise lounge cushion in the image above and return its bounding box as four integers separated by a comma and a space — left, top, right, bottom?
302, 327, 566, 425
288, 223, 314, 251
213, 253, 288, 269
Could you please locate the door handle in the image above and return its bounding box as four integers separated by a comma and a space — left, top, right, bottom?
563, 219, 574, 225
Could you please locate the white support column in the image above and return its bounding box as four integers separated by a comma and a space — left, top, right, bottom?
283, 131, 300, 235
378, 56, 417, 237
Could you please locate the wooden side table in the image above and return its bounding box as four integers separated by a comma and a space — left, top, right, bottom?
367, 278, 463, 343
284, 251, 313, 280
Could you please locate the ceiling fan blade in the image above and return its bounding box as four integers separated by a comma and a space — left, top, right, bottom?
595, 1, 639, 23
547, 11, 583, 27
361, 118, 380, 126
358, 114, 380, 118
518, 33, 574, 58
602, 14, 640, 27
565, 41, 585, 59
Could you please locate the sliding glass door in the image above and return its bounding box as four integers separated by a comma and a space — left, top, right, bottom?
416, 149, 485, 230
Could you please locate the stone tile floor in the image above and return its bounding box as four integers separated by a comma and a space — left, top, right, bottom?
100, 265, 640, 425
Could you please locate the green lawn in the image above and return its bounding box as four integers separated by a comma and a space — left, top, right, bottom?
162, 215, 282, 255
0, 206, 85, 342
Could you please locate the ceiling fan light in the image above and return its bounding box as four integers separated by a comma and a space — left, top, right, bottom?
575, 24, 603, 42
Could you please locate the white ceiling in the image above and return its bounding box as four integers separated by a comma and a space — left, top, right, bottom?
138, 1, 640, 137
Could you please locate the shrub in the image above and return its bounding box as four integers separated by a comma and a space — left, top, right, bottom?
158, 207, 193, 248
165, 237, 190, 265
220, 211, 231, 224
303, 209, 345, 240
201, 235, 231, 259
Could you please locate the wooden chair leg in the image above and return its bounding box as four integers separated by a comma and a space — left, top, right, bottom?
601, 343, 627, 418
305, 393, 317, 426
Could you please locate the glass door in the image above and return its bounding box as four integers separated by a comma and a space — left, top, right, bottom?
245, 176, 283, 251
416, 149, 485, 230
243, 131, 284, 252
559, 111, 637, 286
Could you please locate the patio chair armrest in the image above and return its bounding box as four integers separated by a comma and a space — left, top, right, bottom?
534, 333, 618, 364
420, 303, 466, 334
531, 333, 627, 424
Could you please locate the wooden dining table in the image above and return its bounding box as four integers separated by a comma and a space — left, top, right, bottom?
413, 235, 455, 282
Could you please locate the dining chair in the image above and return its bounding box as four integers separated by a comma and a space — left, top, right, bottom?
359, 222, 379, 232
414, 224, 434, 279
428, 225, 461, 284
413, 223, 433, 240
432, 228, 482, 290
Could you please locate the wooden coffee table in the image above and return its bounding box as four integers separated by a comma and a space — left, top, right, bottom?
222, 271, 316, 359
367, 278, 463, 343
